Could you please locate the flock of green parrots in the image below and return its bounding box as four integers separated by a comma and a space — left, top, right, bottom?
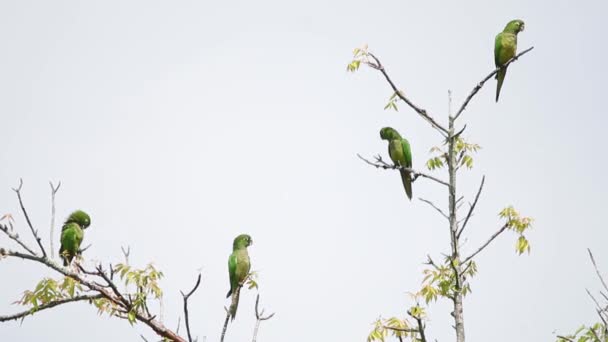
57, 19, 525, 323
381, 19, 525, 200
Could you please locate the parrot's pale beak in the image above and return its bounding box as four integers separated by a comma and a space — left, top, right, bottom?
520, 24, 525, 32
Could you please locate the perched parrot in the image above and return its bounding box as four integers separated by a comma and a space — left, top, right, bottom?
226, 234, 252, 321
380, 127, 413, 200
494, 19, 525, 102
59, 210, 91, 266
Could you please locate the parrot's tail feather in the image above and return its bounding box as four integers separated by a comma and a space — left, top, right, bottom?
400, 170, 413, 200
495, 67, 508, 102
226, 289, 232, 298
229, 287, 241, 321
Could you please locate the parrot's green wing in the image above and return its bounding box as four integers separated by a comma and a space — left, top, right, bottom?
227, 253, 238, 298
494, 32, 517, 102
388, 139, 413, 200
400, 138, 413, 200
59, 222, 83, 266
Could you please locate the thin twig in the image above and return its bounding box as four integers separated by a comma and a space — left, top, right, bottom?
365, 52, 449, 136
383, 326, 419, 333
453, 47, 535, 121
220, 310, 230, 342
556, 336, 574, 342
252, 294, 275, 342
419, 198, 449, 220
12, 179, 46, 257
457, 176, 485, 238
121, 246, 131, 265
588, 249, 608, 294
181, 273, 202, 342
49, 181, 60, 258
462, 224, 509, 264
0, 223, 37, 255
0, 294, 102, 322
358, 154, 449, 187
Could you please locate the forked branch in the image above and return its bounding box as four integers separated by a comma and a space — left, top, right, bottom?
181, 273, 202, 342
12, 179, 46, 257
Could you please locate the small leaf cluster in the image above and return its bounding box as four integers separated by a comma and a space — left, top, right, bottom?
17, 276, 84, 310
346, 45, 369, 72
93, 263, 164, 325
557, 323, 607, 342
499, 206, 533, 255
384, 92, 399, 111
367, 306, 426, 342
426, 137, 480, 171
245, 271, 259, 290
419, 257, 477, 303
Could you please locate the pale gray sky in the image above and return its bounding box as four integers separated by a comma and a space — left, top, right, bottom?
1, 0, 607, 341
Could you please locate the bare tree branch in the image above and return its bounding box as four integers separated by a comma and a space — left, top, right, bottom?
457, 176, 485, 239
365, 52, 449, 136
252, 294, 275, 342
220, 309, 230, 342
121, 246, 131, 265
181, 273, 202, 342
419, 198, 449, 220
0, 294, 102, 322
588, 249, 608, 294
12, 179, 46, 257
383, 326, 419, 333
0, 223, 37, 256
462, 224, 508, 264
358, 154, 449, 187
453, 46, 535, 121
49, 181, 60, 258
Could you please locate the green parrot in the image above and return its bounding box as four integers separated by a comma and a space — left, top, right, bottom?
59, 210, 91, 266
494, 19, 525, 102
380, 127, 413, 200
226, 234, 252, 321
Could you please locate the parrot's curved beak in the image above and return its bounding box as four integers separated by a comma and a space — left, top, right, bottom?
520, 24, 525, 32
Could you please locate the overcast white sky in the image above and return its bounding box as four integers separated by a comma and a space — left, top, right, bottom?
1, 0, 607, 341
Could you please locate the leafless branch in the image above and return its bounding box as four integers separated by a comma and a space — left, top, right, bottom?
181, 273, 202, 342
12, 179, 46, 257
457, 176, 485, 238
252, 294, 275, 342
220, 309, 230, 342
425, 255, 440, 270
358, 154, 449, 187
383, 326, 419, 333
0, 294, 102, 322
588, 249, 608, 294
49, 181, 60, 258
419, 198, 449, 220
453, 46, 535, 121
462, 223, 509, 264
121, 246, 131, 265
365, 52, 449, 136
0, 223, 37, 255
